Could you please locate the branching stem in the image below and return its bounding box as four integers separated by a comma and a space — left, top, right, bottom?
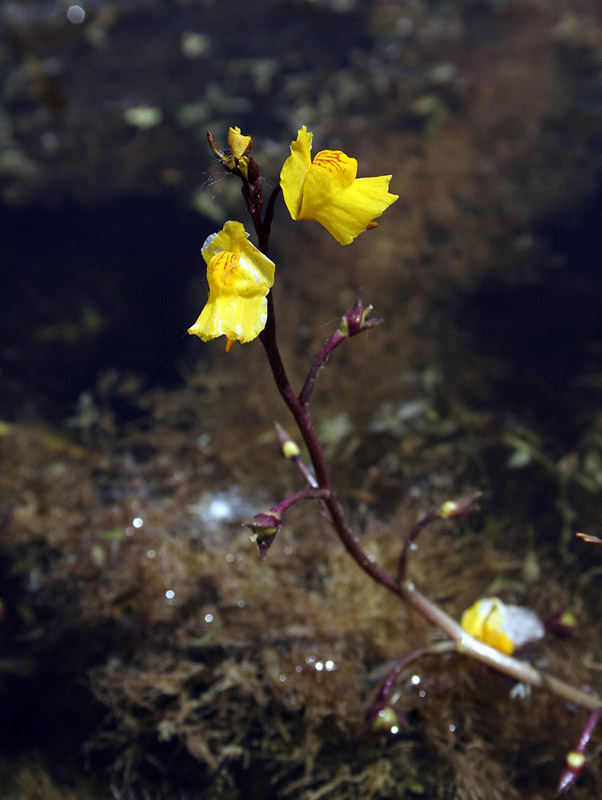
244, 162, 600, 720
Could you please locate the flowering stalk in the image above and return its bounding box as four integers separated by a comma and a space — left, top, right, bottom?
397, 492, 482, 581
557, 706, 602, 794
246, 171, 601, 712
200, 128, 601, 790
244, 487, 329, 560
299, 293, 381, 407
359, 641, 456, 737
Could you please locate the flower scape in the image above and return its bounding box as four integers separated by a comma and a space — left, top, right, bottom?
183, 125, 602, 797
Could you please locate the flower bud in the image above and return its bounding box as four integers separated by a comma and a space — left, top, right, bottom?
370, 706, 402, 734
439, 491, 482, 519
243, 510, 282, 560
339, 292, 382, 338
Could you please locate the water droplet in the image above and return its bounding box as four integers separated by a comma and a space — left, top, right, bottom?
204, 613, 214, 623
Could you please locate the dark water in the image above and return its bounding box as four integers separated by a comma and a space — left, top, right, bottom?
2, 196, 213, 419
459, 182, 602, 447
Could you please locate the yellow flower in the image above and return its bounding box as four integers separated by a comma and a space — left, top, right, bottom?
280, 126, 399, 245
188, 221, 275, 351
228, 126, 252, 161
460, 597, 545, 655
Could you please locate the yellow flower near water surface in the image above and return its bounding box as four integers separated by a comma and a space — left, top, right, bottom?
461, 597, 545, 655
280, 126, 399, 245
188, 221, 275, 351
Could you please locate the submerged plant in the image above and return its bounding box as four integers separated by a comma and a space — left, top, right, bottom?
189, 126, 600, 794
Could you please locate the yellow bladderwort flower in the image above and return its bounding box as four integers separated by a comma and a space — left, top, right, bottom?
188, 220, 275, 352
227, 126, 252, 178
280, 125, 399, 245
228, 126, 252, 160
461, 597, 545, 655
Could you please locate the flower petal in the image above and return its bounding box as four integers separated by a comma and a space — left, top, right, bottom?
299, 149, 358, 218
228, 126, 252, 160
280, 126, 313, 220
313, 175, 398, 245
188, 294, 268, 343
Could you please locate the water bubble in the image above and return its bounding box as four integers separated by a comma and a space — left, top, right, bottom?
67, 5, 85, 24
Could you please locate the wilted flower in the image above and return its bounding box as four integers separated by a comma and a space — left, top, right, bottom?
461, 597, 545, 655
280, 126, 398, 245
188, 220, 275, 351
228, 126, 252, 161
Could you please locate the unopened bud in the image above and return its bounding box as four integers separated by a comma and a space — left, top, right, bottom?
243, 510, 281, 538
370, 706, 402, 733
340, 292, 382, 338
282, 440, 300, 459
207, 130, 226, 163
243, 510, 281, 560
439, 491, 482, 519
